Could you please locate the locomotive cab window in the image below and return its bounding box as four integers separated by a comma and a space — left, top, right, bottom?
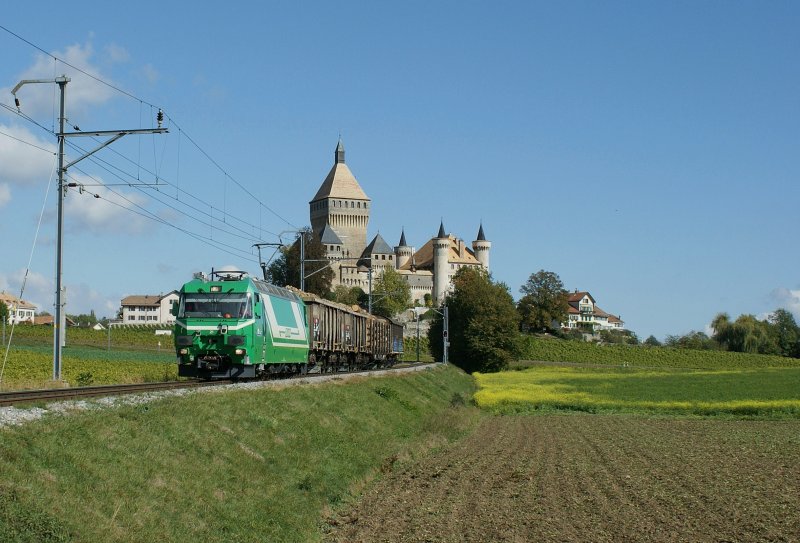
179, 292, 253, 319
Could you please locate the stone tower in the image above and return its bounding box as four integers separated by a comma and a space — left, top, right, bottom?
395, 228, 412, 270
472, 223, 491, 271
309, 139, 370, 259
432, 221, 450, 305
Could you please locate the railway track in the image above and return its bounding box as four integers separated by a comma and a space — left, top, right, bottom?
0, 362, 437, 407
0, 379, 228, 407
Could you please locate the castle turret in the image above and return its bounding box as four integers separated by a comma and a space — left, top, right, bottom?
472, 223, 491, 271
433, 221, 450, 305
395, 228, 412, 270
309, 139, 370, 260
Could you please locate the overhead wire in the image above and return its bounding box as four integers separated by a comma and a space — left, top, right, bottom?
0, 23, 298, 231
63, 137, 275, 243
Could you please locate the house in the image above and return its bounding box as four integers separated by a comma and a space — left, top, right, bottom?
0, 292, 37, 324
562, 291, 625, 332
33, 314, 77, 327
120, 292, 179, 325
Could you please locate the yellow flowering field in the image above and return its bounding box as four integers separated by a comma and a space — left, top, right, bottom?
474, 365, 800, 417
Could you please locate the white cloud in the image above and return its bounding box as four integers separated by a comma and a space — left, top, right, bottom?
0, 184, 9, 207
0, 42, 117, 118
105, 43, 130, 63
0, 123, 57, 185
771, 287, 800, 318
141, 63, 159, 85
63, 175, 153, 235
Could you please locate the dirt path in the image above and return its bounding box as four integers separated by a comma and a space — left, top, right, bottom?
324, 414, 800, 542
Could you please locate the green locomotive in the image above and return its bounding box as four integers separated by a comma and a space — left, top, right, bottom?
174, 270, 403, 379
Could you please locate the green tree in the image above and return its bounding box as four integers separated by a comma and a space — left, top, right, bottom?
643, 335, 662, 347
370, 267, 411, 318
711, 313, 776, 354
267, 228, 334, 296
429, 267, 520, 373
0, 301, 8, 324
767, 308, 800, 358
599, 329, 639, 345
517, 270, 569, 333
327, 285, 365, 306
664, 331, 716, 350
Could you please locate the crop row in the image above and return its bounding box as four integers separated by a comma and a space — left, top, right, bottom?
518, 336, 800, 369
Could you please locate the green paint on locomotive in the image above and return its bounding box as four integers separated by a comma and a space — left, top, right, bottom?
174, 275, 309, 379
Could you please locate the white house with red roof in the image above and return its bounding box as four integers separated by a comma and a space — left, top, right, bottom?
562, 291, 624, 332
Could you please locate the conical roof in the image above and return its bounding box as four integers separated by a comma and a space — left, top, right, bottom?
310, 140, 370, 202
437, 221, 446, 238
361, 233, 393, 256
398, 228, 407, 247
319, 223, 343, 245
476, 223, 486, 241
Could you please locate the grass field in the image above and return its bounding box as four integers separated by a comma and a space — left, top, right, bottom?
0, 365, 478, 543
475, 364, 800, 417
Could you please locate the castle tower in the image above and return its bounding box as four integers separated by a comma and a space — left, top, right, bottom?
395, 228, 413, 270
472, 223, 491, 272
309, 139, 370, 259
433, 221, 450, 305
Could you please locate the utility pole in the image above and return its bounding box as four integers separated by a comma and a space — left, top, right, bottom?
12, 76, 167, 381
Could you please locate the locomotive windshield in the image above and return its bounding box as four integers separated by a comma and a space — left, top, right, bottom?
179, 292, 252, 319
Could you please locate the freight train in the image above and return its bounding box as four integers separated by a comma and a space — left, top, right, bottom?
173, 270, 403, 379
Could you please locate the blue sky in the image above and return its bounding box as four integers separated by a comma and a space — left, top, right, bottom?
0, 1, 798, 340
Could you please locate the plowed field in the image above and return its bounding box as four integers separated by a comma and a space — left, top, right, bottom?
325, 415, 800, 542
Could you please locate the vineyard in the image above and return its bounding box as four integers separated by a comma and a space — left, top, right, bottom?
3, 323, 173, 351
517, 335, 800, 369
1, 325, 177, 389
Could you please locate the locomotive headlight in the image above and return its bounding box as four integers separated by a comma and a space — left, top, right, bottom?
179, 348, 188, 355
235, 348, 245, 355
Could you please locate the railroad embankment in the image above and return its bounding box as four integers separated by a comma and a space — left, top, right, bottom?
0, 364, 479, 543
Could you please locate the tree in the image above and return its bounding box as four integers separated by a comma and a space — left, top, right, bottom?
517, 270, 569, 333
599, 329, 639, 345
711, 312, 776, 354
0, 301, 8, 324
267, 228, 334, 296
664, 331, 716, 350
370, 267, 411, 318
429, 267, 520, 373
643, 335, 662, 347
767, 308, 800, 358
327, 285, 364, 306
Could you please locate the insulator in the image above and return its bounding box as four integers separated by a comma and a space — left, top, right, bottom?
157, 109, 164, 128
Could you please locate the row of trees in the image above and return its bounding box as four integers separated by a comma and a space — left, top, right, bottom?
657, 310, 800, 358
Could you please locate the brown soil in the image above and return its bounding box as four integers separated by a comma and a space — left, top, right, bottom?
324, 414, 800, 543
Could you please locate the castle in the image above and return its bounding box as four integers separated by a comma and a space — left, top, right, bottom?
310, 140, 491, 305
